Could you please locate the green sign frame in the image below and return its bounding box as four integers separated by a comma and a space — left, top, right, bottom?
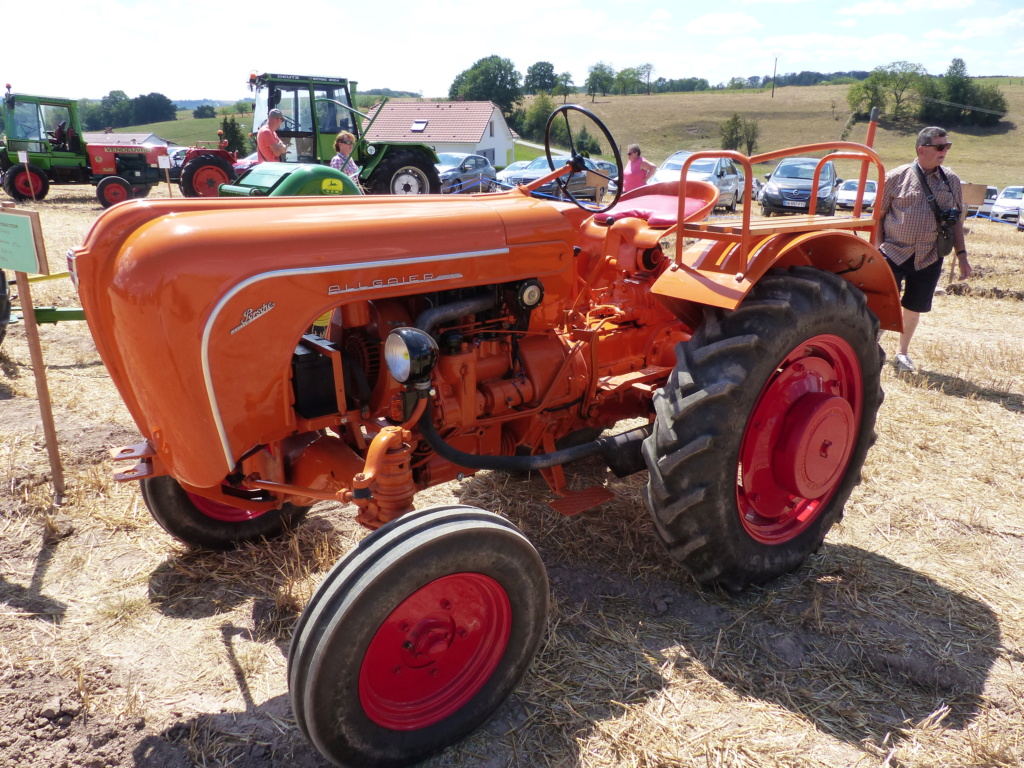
0, 208, 49, 275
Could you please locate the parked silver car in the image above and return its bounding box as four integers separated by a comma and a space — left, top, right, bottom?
991, 186, 1023, 222
499, 155, 606, 202
836, 178, 877, 210
435, 153, 497, 194
650, 151, 742, 211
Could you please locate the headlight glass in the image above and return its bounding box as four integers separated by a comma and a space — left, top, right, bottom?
384, 328, 438, 384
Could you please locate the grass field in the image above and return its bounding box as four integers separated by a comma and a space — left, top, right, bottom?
122, 79, 1022, 187
1, 94, 1022, 766
557, 81, 1023, 191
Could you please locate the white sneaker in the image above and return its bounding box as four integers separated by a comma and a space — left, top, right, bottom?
895, 353, 916, 373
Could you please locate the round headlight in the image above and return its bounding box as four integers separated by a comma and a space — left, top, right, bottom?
384, 327, 438, 384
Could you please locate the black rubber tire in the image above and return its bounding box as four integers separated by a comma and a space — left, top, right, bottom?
728, 192, 738, 213
3, 163, 50, 201
760, 204, 771, 217
642, 267, 884, 591
367, 150, 441, 195
96, 176, 133, 208
289, 505, 548, 768
179, 155, 236, 198
131, 185, 152, 199
0, 269, 10, 347
139, 475, 310, 550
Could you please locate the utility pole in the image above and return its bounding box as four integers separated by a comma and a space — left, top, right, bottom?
771, 55, 778, 98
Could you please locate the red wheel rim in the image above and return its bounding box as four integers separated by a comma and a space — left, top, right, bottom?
359, 573, 511, 730
192, 166, 229, 196
15, 171, 44, 197
737, 334, 862, 544
103, 182, 130, 205
185, 491, 266, 522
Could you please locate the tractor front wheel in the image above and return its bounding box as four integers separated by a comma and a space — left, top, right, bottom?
3, 164, 50, 201
289, 505, 548, 767
96, 176, 133, 208
367, 151, 441, 195
139, 475, 310, 550
132, 185, 153, 199
179, 155, 236, 198
643, 267, 884, 591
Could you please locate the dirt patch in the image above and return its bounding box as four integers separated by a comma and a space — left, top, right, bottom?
1, 191, 1022, 767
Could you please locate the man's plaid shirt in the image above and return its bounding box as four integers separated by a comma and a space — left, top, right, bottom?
878, 161, 963, 270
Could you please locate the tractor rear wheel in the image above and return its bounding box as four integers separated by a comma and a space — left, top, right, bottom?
367, 150, 441, 195
179, 155, 236, 198
139, 475, 310, 550
96, 176, 133, 208
289, 505, 548, 768
643, 267, 884, 591
3, 164, 50, 201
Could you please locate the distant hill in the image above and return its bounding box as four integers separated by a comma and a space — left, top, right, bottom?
173, 99, 237, 110
362, 88, 421, 98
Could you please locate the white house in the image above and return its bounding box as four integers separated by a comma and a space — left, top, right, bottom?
364, 101, 515, 168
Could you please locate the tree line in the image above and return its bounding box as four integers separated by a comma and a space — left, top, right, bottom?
449, 57, 875, 145
449, 55, 1008, 147
847, 58, 1007, 127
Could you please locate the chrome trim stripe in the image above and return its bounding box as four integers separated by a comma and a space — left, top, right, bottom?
201, 247, 511, 471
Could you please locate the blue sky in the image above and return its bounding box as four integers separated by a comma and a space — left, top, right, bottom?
5, 0, 1022, 102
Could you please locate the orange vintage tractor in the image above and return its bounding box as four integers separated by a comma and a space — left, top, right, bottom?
70, 107, 898, 767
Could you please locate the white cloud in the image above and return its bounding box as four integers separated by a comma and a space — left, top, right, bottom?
684, 13, 764, 33
836, 1, 907, 16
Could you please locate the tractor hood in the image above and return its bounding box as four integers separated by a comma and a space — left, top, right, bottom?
70, 192, 578, 488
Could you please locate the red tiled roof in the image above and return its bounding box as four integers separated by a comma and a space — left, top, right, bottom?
364, 101, 501, 143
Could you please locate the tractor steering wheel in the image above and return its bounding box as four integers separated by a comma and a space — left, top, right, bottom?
542, 105, 622, 214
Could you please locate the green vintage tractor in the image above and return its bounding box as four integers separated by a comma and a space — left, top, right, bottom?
179, 72, 442, 198
0, 86, 167, 207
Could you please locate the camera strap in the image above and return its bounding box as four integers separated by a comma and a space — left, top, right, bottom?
913, 162, 955, 226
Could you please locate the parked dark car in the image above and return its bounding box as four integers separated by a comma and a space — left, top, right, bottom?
435, 153, 497, 193
501, 155, 606, 201
760, 157, 841, 216
649, 151, 742, 211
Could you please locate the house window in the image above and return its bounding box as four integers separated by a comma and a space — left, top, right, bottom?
411, 120, 428, 132
489, 121, 494, 137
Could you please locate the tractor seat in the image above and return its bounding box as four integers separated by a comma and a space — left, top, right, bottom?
593, 179, 718, 228
50, 121, 68, 151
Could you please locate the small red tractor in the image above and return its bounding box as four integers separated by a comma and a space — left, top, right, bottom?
1, 86, 168, 207
70, 107, 897, 766
175, 132, 238, 197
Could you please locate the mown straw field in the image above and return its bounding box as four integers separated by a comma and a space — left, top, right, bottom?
1, 185, 1022, 767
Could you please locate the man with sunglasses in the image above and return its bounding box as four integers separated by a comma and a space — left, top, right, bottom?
876, 126, 972, 372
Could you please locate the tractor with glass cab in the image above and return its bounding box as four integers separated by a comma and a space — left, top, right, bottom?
178, 72, 442, 197
0, 85, 167, 208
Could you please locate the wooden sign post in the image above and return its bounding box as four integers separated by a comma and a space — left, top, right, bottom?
0, 203, 65, 500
